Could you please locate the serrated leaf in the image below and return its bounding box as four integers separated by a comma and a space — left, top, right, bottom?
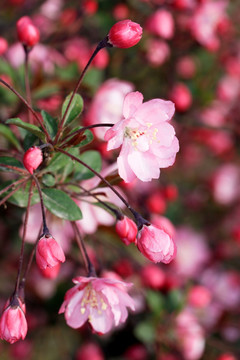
6, 118, 46, 141
0, 124, 22, 151
41, 110, 58, 140
74, 150, 102, 180
6, 181, 40, 207
42, 188, 82, 220
0, 157, 24, 172
61, 93, 83, 126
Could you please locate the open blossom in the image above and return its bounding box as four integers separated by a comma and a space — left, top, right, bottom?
137, 224, 177, 264
190, 1, 228, 51
105, 91, 179, 182
59, 276, 135, 334
0, 299, 27, 344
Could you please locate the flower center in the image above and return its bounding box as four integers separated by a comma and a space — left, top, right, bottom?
80, 284, 108, 315
124, 123, 160, 149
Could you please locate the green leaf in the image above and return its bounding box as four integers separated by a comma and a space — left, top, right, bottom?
74, 150, 102, 180
43, 148, 79, 173
146, 290, 164, 316
42, 188, 82, 221
41, 110, 58, 140
23, 132, 38, 151
0, 124, 22, 151
0, 157, 24, 172
42, 174, 56, 187
6, 118, 46, 141
61, 93, 83, 126
134, 321, 155, 345
6, 181, 40, 207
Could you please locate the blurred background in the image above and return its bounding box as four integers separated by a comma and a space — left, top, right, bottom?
0, 0, 240, 359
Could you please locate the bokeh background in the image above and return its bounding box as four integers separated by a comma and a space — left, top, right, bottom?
0, 0, 240, 359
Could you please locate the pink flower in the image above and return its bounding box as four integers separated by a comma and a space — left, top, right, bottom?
145, 39, 170, 67
86, 78, 134, 140
145, 10, 175, 39
0, 299, 27, 344
169, 83, 192, 112
59, 276, 135, 334
36, 234, 66, 269
137, 224, 177, 264
115, 216, 138, 245
108, 20, 142, 48
76, 342, 104, 360
176, 310, 205, 360
17, 16, 40, 47
190, 1, 228, 51
105, 91, 179, 182
0, 37, 8, 56
23, 146, 43, 174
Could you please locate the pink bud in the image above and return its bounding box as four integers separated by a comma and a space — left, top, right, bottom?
137, 224, 176, 264
217, 354, 237, 360
146, 192, 166, 214
188, 285, 211, 308
23, 146, 43, 174
0, 37, 8, 56
108, 20, 142, 48
124, 344, 148, 360
39, 263, 61, 279
17, 16, 40, 47
169, 83, 192, 112
145, 10, 175, 39
76, 342, 104, 360
141, 264, 166, 290
116, 216, 138, 245
36, 235, 66, 270
82, 0, 98, 15
0, 301, 27, 344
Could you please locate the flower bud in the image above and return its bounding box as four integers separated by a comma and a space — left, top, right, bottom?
36, 234, 65, 269
116, 216, 138, 245
0, 37, 8, 56
23, 146, 43, 174
137, 224, 176, 264
76, 342, 104, 360
17, 16, 40, 47
0, 299, 27, 344
108, 20, 142, 48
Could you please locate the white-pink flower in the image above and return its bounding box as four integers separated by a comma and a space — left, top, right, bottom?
59, 276, 135, 334
105, 91, 179, 182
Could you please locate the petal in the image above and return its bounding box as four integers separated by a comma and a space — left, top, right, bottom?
134, 99, 175, 125
123, 91, 144, 118
117, 141, 136, 183
128, 151, 160, 181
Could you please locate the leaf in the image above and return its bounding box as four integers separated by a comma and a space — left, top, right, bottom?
0, 124, 22, 151
42, 188, 82, 221
145, 290, 164, 316
62, 127, 93, 148
41, 110, 58, 140
0, 157, 24, 172
42, 174, 56, 187
61, 93, 83, 126
43, 148, 79, 173
6, 118, 46, 141
6, 181, 40, 207
23, 132, 38, 151
134, 321, 155, 345
74, 150, 102, 180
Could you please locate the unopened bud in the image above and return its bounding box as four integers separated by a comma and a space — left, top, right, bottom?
23, 146, 43, 174
108, 20, 142, 49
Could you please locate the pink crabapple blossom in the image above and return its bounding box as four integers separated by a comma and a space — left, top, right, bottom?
59, 276, 135, 334
105, 91, 179, 182
23, 146, 43, 174
0, 299, 27, 344
36, 234, 66, 270
137, 224, 177, 264
108, 20, 143, 49
115, 216, 138, 245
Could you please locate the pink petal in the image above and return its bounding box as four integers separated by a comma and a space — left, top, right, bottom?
117, 142, 136, 183
134, 99, 175, 125
123, 91, 143, 118
128, 151, 160, 182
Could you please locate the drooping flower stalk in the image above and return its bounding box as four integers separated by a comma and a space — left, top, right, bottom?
23, 46, 33, 124
14, 179, 34, 295
54, 37, 112, 145
72, 222, 96, 277
32, 174, 49, 234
